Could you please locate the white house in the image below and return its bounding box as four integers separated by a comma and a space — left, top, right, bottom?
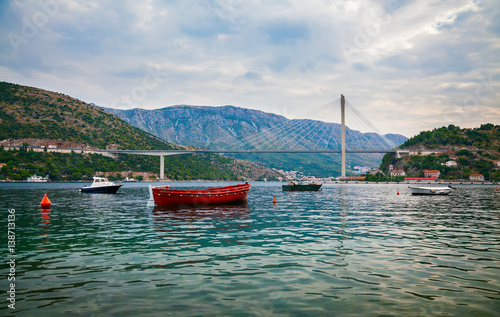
424, 170, 440, 178
445, 161, 457, 167
469, 174, 484, 181
390, 170, 406, 177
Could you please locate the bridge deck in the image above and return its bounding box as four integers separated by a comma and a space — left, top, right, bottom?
107, 149, 398, 156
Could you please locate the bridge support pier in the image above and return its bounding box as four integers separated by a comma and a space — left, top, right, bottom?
160, 155, 164, 180
396, 150, 409, 159
341, 94, 346, 179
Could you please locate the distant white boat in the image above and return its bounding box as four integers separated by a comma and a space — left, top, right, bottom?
409, 185, 453, 195
123, 177, 138, 182
80, 177, 122, 194
27, 175, 49, 182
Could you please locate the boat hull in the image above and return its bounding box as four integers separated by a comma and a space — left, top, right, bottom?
80, 185, 122, 194
282, 184, 322, 191
152, 183, 251, 207
409, 186, 451, 195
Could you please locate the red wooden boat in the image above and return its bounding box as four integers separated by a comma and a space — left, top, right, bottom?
151, 183, 251, 207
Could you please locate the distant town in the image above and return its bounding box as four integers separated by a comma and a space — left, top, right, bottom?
274, 162, 495, 183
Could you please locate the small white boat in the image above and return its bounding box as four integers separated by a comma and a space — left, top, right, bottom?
282, 181, 322, 191
80, 177, 122, 194
409, 185, 453, 195
123, 177, 138, 182
27, 175, 49, 182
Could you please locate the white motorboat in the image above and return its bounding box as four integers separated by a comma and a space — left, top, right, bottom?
80, 177, 122, 194
27, 174, 49, 182
409, 185, 453, 195
282, 181, 322, 191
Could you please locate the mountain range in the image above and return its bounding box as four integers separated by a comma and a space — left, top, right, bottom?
0, 82, 281, 181
102, 105, 408, 176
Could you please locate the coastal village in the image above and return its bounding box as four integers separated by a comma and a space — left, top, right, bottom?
276, 167, 491, 183
1, 141, 498, 183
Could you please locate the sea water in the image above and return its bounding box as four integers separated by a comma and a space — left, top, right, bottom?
0, 182, 499, 316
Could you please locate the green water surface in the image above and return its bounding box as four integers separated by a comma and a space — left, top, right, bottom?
0, 182, 499, 316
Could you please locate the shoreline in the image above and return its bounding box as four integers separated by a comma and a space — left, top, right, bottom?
326, 181, 499, 186
1, 180, 498, 186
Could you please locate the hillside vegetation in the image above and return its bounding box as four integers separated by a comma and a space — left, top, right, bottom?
0, 82, 176, 150
401, 124, 499, 150
0, 82, 280, 181
381, 124, 500, 181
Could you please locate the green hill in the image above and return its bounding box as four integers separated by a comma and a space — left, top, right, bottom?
400, 124, 500, 150
0, 82, 178, 150
380, 124, 500, 181
0, 82, 280, 181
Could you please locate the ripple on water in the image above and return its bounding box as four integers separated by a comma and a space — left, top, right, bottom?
0, 182, 499, 316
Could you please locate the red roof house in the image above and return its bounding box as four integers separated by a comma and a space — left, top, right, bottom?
423, 170, 440, 178
469, 174, 484, 181
390, 170, 406, 176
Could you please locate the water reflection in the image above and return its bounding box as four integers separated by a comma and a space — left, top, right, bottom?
40, 208, 51, 244
338, 185, 350, 259
152, 204, 250, 222
151, 204, 251, 250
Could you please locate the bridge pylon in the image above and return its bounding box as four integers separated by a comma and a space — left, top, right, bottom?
341, 94, 346, 179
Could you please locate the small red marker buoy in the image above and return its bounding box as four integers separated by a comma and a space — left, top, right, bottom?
272, 196, 277, 204
40, 193, 51, 208
397, 191, 399, 195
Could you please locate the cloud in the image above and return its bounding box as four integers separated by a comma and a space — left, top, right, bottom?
243, 71, 262, 81
0, 0, 498, 137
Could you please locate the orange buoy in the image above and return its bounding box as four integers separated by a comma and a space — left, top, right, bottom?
272, 196, 277, 204
40, 193, 51, 208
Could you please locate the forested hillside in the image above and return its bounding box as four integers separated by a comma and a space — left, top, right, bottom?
0, 82, 176, 150
0, 82, 280, 181
401, 124, 500, 150
380, 124, 500, 181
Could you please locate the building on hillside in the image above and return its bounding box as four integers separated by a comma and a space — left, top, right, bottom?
469, 174, 484, 181
368, 169, 385, 176
423, 170, 440, 178
445, 161, 457, 167
450, 156, 459, 160
390, 170, 406, 177
353, 166, 371, 174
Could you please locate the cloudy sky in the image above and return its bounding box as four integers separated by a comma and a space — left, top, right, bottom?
1, 0, 499, 137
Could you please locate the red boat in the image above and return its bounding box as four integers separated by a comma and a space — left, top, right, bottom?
151, 183, 251, 207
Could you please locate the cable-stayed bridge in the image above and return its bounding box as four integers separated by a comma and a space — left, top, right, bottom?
106, 95, 409, 179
